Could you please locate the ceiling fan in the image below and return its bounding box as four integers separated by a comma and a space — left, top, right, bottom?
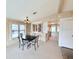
24, 11, 37, 24
24, 17, 31, 24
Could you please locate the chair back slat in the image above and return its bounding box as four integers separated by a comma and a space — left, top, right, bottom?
18, 33, 23, 45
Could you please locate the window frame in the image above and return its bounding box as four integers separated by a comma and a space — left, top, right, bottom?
11, 24, 19, 39
51, 24, 60, 33
19, 24, 25, 35
11, 24, 25, 39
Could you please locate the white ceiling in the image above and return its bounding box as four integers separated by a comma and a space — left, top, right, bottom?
6, 0, 73, 21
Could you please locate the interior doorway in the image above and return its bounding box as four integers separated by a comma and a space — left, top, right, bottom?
48, 23, 59, 41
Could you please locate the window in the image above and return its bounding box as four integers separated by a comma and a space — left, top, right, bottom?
51, 26, 56, 32
19, 25, 25, 35
11, 24, 25, 39
51, 25, 60, 33
11, 24, 18, 38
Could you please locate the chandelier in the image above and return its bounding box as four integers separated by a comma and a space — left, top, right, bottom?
24, 17, 31, 24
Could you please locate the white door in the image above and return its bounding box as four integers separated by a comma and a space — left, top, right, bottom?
59, 17, 73, 49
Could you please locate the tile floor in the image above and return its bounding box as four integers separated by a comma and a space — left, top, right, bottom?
6, 40, 63, 59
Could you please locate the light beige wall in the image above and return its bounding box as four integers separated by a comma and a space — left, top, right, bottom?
63, 0, 73, 11
26, 23, 31, 35
6, 18, 25, 47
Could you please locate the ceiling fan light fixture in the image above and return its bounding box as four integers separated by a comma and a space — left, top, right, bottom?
24, 17, 31, 24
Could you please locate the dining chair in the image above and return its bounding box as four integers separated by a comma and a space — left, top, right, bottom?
31, 35, 39, 50
18, 33, 28, 50
18, 33, 39, 51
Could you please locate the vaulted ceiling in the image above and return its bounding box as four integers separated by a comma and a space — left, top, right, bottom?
6, 0, 73, 21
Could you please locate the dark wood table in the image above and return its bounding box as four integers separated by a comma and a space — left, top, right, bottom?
25, 35, 37, 42
19, 35, 39, 50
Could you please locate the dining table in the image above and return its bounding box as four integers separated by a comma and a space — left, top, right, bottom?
19, 34, 39, 50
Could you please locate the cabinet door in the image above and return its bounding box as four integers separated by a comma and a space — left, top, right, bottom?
59, 18, 73, 49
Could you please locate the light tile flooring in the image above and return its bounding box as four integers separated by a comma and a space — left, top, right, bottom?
6, 40, 63, 59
